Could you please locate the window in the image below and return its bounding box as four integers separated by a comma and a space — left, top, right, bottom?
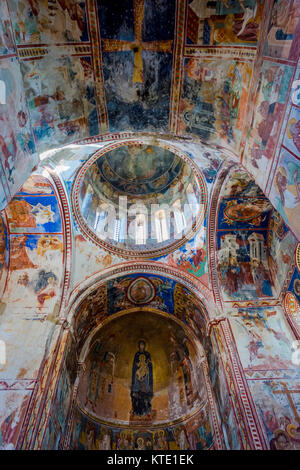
94, 207, 108, 233
113, 218, 121, 242
155, 210, 169, 243
186, 183, 199, 217
136, 213, 147, 245
173, 200, 186, 234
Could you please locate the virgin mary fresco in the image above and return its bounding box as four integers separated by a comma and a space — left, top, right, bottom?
131, 340, 153, 416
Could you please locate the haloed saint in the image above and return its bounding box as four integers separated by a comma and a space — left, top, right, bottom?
131, 340, 153, 416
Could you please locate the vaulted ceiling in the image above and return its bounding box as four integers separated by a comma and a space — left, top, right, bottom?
1, 0, 300, 241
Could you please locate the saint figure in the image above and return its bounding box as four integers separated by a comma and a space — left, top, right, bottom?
131, 340, 153, 416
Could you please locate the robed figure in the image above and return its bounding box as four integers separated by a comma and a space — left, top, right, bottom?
131, 340, 153, 416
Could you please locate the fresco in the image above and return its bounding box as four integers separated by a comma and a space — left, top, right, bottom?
0, 1, 15, 56
77, 311, 206, 425
96, 144, 183, 195
283, 106, 300, 157
0, 56, 38, 209
20, 54, 99, 152
269, 147, 300, 240
207, 331, 242, 450
160, 223, 208, 287
0, 390, 31, 450
187, 0, 263, 46
247, 373, 300, 449
179, 58, 252, 151
68, 404, 214, 450
9, 0, 89, 45
0, 215, 8, 299
230, 306, 297, 369
244, 60, 293, 187
74, 274, 209, 360
264, 0, 300, 60
287, 267, 300, 306
98, 0, 176, 132
268, 211, 297, 295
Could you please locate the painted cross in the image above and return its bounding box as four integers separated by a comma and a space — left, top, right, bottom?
102, 0, 173, 84
273, 383, 300, 424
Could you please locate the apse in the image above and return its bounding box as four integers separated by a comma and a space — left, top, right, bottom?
77, 311, 206, 425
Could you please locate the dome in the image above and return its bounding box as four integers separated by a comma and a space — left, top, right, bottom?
72, 140, 207, 258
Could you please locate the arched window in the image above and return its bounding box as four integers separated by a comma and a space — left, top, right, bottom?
186, 183, 199, 218
136, 213, 147, 245
94, 205, 108, 233
172, 199, 186, 234
155, 210, 169, 243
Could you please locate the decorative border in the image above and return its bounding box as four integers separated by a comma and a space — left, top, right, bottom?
71, 139, 208, 259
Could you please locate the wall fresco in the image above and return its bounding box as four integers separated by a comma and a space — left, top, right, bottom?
187, 0, 263, 47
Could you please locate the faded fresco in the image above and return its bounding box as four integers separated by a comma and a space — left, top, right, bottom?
268, 211, 297, 295
9, 0, 89, 44
68, 404, 214, 450
2, 174, 64, 315
230, 306, 297, 369
179, 58, 252, 152
0, 56, 38, 209
244, 60, 293, 187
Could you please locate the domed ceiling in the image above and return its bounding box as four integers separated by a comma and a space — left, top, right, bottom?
96, 144, 183, 196
73, 141, 207, 257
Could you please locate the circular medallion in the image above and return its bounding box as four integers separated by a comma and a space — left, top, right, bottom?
127, 277, 156, 305
71, 139, 207, 259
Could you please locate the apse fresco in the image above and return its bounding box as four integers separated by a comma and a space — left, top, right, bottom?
269, 148, 300, 241
69, 405, 214, 450
74, 274, 208, 354
186, 0, 263, 46
77, 312, 206, 425
98, 0, 176, 132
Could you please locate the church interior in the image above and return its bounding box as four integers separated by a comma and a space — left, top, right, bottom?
0, 0, 300, 451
